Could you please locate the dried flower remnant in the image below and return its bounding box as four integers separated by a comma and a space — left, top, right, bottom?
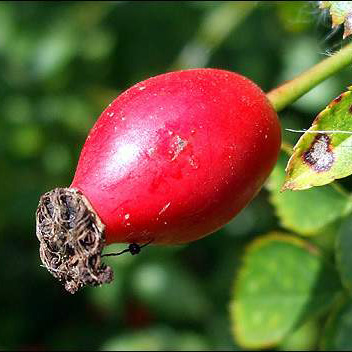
36, 188, 113, 294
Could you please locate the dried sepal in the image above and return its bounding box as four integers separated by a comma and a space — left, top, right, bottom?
36, 188, 113, 294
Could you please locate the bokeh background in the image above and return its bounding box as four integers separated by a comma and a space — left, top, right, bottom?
1, 1, 352, 350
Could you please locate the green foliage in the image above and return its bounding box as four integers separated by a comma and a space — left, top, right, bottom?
279, 319, 319, 351
230, 233, 341, 349
130, 260, 211, 322
322, 294, 352, 350
284, 87, 352, 190
267, 152, 352, 235
335, 215, 352, 292
2, 1, 352, 351
101, 326, 210, 351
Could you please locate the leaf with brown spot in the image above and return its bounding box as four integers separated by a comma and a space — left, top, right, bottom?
267, 152, 352, 236
283, 87, 352, 190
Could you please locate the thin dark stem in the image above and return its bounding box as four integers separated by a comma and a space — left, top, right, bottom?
102, 248, 130, 257
102, 239, 154, 257
139, 239, 154, 249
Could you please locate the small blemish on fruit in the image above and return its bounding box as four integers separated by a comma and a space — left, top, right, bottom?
349, 105, 352, 114
302, 133, 334, 172
121, 116, 126, 121
188, 155, 199, 169
138, 86, 146, 90
124, 214, 130, 220
159, 202, 171, 215
170, 135, 188, 161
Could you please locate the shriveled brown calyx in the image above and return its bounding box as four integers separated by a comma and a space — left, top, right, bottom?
36, 188, 113, 294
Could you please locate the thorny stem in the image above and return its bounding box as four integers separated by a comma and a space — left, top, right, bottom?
267, 41, 352, 112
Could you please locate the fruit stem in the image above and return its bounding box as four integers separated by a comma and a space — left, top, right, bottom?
267, 41, 352, 112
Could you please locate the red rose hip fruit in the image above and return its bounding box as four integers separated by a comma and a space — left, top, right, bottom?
36, 68, 281, 293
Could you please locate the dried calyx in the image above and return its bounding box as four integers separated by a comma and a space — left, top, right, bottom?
36, 188, 113, 294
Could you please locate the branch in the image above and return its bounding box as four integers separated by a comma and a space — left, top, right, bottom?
267, 41, 352, 112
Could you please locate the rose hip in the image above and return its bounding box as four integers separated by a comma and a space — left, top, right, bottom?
36, 68, 281, 293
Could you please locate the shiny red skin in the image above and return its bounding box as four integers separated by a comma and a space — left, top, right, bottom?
71, 69, 281, 245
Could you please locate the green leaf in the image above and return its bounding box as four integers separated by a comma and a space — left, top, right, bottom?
320, 1, 352, 38
336, 215, 352, 292
322, 294, 352, 350
267, 152, 352, 235
279, 319, 319, 351
283, 88, 352, 190
230, 233, 341, 349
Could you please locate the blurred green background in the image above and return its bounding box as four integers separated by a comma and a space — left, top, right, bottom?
1, 1, 352, 350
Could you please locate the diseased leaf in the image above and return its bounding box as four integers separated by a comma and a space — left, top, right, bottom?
283, 87, 352, 190
320, 1, 352, 38
335, 215, 352, 293
267, 152, 352, 236
230, 233, 342, 349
